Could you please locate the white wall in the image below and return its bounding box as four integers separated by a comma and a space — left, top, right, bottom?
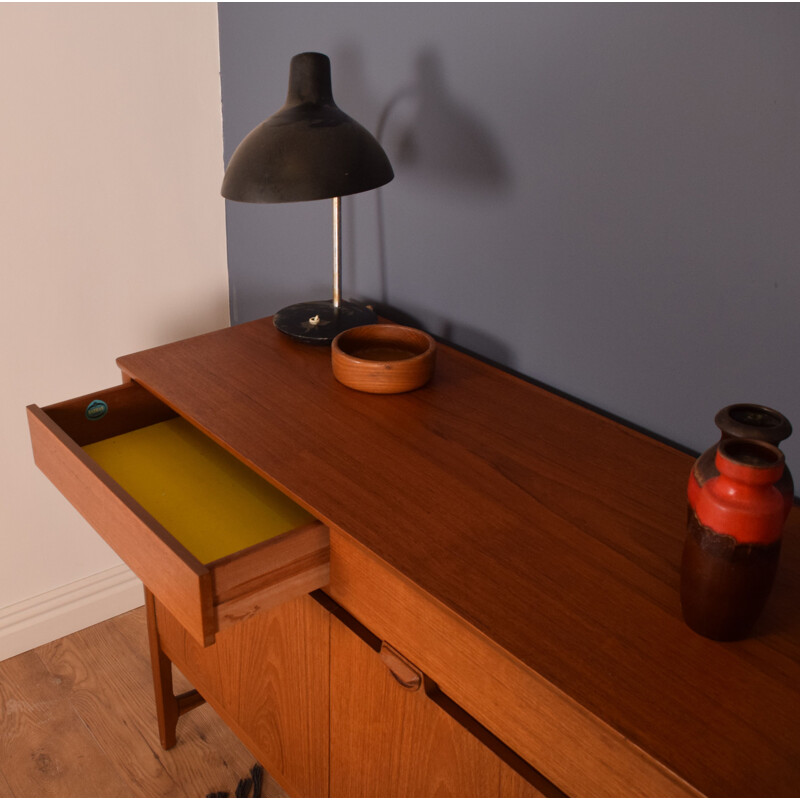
0, 3, 229, 655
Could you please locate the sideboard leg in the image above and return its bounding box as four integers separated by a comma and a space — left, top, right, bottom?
144, 587, 205, 749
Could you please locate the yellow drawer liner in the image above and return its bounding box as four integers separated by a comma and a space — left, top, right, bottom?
83, 417, 313, 564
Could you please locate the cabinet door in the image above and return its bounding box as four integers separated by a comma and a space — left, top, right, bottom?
330, 615, 548, 798
154, 593, 329, 797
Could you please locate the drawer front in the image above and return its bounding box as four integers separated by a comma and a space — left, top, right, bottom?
27, 382, 329, 646
208, 521, 330, 634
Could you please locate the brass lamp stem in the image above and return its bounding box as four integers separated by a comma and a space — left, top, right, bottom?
333, 197, 342, 309
271, 192, 376, 342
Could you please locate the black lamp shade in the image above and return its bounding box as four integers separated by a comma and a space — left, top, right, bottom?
221, 52, 394, 203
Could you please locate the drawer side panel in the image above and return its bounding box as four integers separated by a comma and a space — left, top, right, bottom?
27, 405, 214, 645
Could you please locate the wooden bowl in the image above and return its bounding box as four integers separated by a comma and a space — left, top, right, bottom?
332, 324, 436, 394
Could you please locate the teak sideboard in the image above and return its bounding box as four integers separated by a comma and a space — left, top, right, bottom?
27, 317, 800, 797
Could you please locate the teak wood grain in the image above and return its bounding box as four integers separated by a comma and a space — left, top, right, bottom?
207, 521, 330, 632
152, 594, 329, 798
41, 381, 177, 446
102, 316, 800, 797
145, 588, 205, 751
330, 615, 545, 797
327, 525, 694, 797
28, 384, 330, 648
26, 402, 214, 645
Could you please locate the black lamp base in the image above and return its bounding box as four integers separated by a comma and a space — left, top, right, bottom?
273, 300, 377, 344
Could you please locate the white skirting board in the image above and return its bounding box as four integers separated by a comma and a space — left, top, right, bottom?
0, 564, 144, 662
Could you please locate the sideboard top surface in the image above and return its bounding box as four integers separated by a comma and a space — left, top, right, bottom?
117, 317, 800, 797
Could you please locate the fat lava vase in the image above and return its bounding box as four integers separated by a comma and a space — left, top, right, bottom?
688, 404, 793, 520
681, 439, 786, 641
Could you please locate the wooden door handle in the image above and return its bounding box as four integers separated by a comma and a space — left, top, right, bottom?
311, 591, 565, 797
379, 642, 422, 691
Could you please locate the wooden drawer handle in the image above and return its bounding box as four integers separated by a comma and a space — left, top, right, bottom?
379, 642, 422, 691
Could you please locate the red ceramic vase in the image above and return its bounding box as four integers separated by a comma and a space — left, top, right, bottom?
681, 439, 786, 641
688, 404, 793, 520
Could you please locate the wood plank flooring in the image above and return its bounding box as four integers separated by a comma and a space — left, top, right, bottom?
0, 606, 286, 798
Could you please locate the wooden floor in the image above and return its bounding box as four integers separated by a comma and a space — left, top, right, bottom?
0, 607, 286, 798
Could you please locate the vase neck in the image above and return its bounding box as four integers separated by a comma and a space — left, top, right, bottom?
714, 439, 784, 486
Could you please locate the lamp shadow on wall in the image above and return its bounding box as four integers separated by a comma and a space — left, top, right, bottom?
376, 48, 511, 193
335, 45, 512, 363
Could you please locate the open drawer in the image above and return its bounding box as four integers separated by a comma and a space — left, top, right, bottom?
27, 381, 329, 646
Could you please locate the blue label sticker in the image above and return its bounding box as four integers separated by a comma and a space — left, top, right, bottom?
85, 399, 108, 421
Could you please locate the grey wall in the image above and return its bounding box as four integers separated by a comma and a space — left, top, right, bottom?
218, 3, 800, 469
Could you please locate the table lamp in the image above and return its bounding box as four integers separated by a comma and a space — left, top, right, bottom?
221, 52, 394, 343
